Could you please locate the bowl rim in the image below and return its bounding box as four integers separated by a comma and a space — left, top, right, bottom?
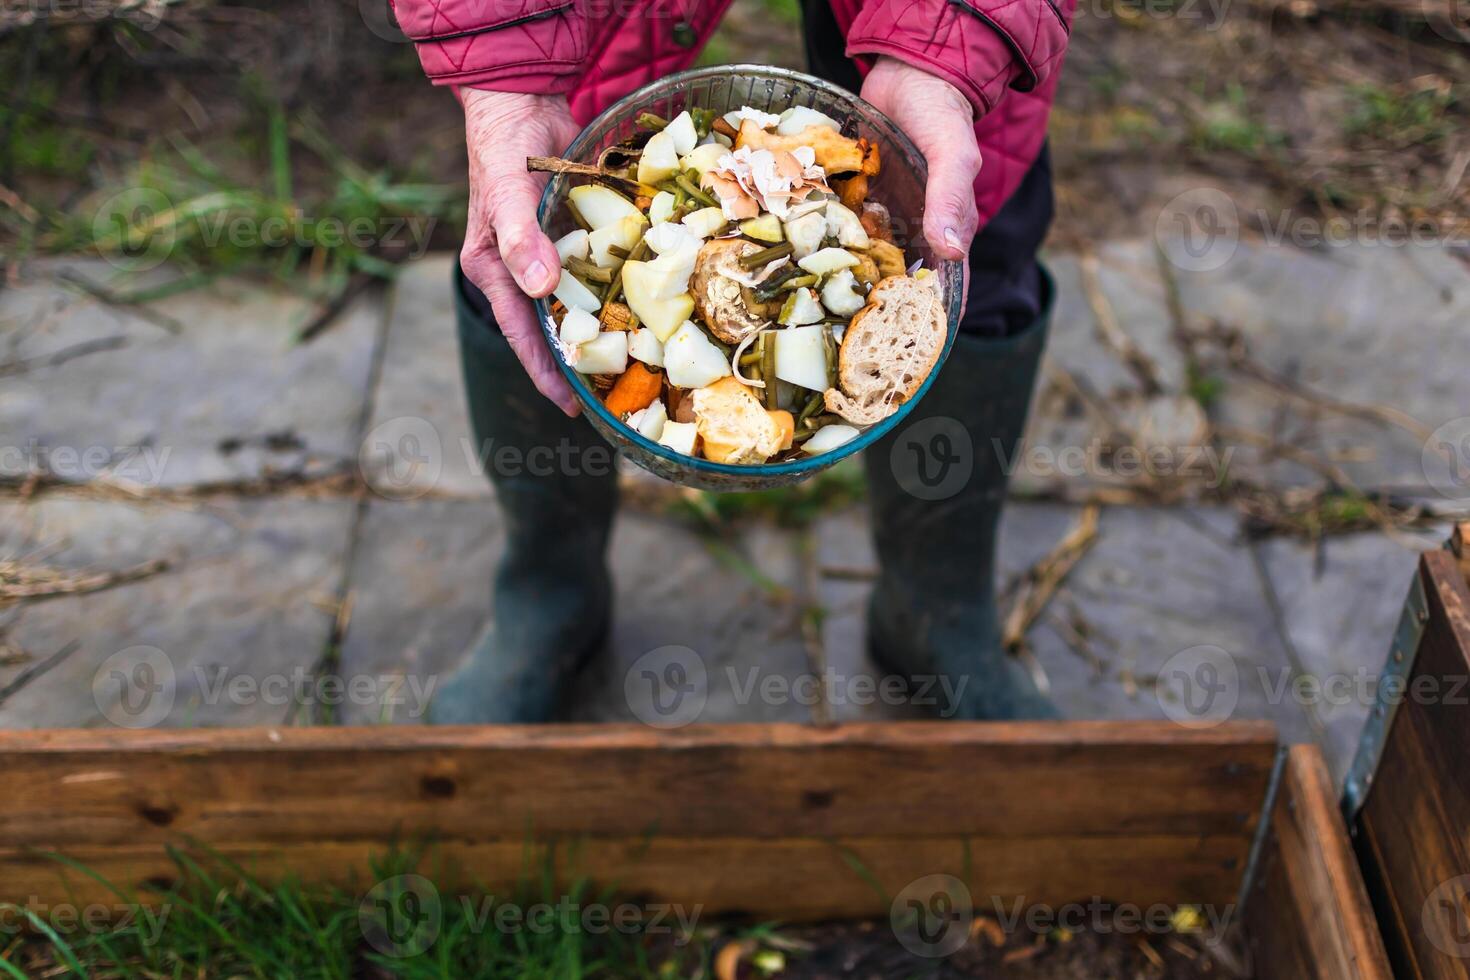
534, 63, 964, 478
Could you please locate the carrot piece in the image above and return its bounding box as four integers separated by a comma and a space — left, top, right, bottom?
604, 362, 664, 417
768, 409, 795, 450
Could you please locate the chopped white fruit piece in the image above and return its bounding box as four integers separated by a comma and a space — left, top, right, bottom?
588, 214, 647, 267
572, 330, 628, 375
552, 270, 602, 313
778, 286, 825, 326
774, 324, 829, 389
783, 210, 827, 259
626, 398, 668, 441
681, 207, 728, 239
637, 130, 681, 185
554, 229, 590, 262
568, 184, 642, 230
620, 261, 696, 341
657, 420, 699, 456
644, 221, 702, 255
824, 201, 870, 248
665, 110, 699, 155
797, 247, 860, 277
819, 269, 865, 316
680, 142, 729, 176
558, 307, 601, 346
648, 191, 676, 224
776, 106, 841, 135
801, 424, 860, 454
664, 320, 733, 389
628, 327, 665, 367
739, 213, 783, 243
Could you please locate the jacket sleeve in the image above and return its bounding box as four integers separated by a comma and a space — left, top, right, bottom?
389, 0, 589, 93
844, 0, 1073, 117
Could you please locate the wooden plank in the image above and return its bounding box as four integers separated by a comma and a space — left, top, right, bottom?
1353, 551, 1470, 979
0, 721, 1277, 920
0, 721, 1278, 847
0, 833, 1253, 922
1248, 744, 1390, 980
1452, 525, 1469, 586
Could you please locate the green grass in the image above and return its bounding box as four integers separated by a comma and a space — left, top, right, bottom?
2, 848, 720, 979
1344, 83, 1457, 144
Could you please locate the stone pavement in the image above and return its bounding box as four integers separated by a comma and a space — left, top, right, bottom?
2, 240, 1466, 783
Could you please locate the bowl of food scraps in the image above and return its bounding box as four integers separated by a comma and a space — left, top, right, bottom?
532, 65, 964, 492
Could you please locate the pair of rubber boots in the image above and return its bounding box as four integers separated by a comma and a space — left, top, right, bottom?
429, 267, 1057, 724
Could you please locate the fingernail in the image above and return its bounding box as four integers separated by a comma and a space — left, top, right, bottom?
523, 260, 550, 291
943, 227, 963, 253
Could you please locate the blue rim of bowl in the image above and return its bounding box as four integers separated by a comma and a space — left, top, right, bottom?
534, 64, 964, 478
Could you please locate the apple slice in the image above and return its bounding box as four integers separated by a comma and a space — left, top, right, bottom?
739, 214, 783, 243
657, 420, 699, 456
680, 143, 729, 176
554, 229, 590, 263
664, 320, 733, 389
559, 307, 601, 346
589, 214, 647, 267
572, 330, 628, 375
568, 184, 642, 231
665, 111, 699, 155
681, 207, 728, 239
797, 247, 860, 277
628, 327, 665, 367
774, 324, 829, 390
552, 270, 602, 313
637, 130, 681, 185
778, 287, 824, 327
649, 191, 676, 224
621, 261, 696, 341
801, 424, 860, 454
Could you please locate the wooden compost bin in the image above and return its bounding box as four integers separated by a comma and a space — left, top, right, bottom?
1344, 530, 1470, 980
0, 720, 1387, 977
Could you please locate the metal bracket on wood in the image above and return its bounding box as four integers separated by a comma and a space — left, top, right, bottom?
1340, 568, 1429, 825
1234, 744, 1288, 923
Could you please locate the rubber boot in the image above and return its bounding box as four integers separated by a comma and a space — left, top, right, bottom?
428, 265, 619, 723
863, 271, 1059, 720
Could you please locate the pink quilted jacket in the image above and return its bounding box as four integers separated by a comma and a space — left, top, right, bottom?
391, 0, 1073, 225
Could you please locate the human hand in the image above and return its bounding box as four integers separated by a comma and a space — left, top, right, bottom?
859, 57, 982, 263
461, 88, 583, 416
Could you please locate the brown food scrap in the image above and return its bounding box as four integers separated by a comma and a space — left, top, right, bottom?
634, 195, 653, 211
736, 119, 865, 173
712, 117, 738, 140
858, 137, 881, 176
834, 174, 868, 212
859, 201, 893, 243
851, 252, 881, 286
599, 301, 635, 331
590, 373, 617, 391
864, 238, 908, 278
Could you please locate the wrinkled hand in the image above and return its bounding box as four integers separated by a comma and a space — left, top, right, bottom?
461, 88, 583, 416
860, 57, 982, 263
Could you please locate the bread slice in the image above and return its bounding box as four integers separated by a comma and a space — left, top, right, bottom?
692, 376, 786, 464
691, 239, 770, 345
823, 276, 946, 426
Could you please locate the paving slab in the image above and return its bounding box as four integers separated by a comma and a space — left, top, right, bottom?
359, 256, 492, 500
1253, 525, 1448, 783
813, 500, 1317, 740
1159, 239, 1470, 493
335, 498, 815, 725
0, 259, 384, 488
0, 497, 354, 728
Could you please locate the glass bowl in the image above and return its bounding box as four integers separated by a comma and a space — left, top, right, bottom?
535, 64, 963, 492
